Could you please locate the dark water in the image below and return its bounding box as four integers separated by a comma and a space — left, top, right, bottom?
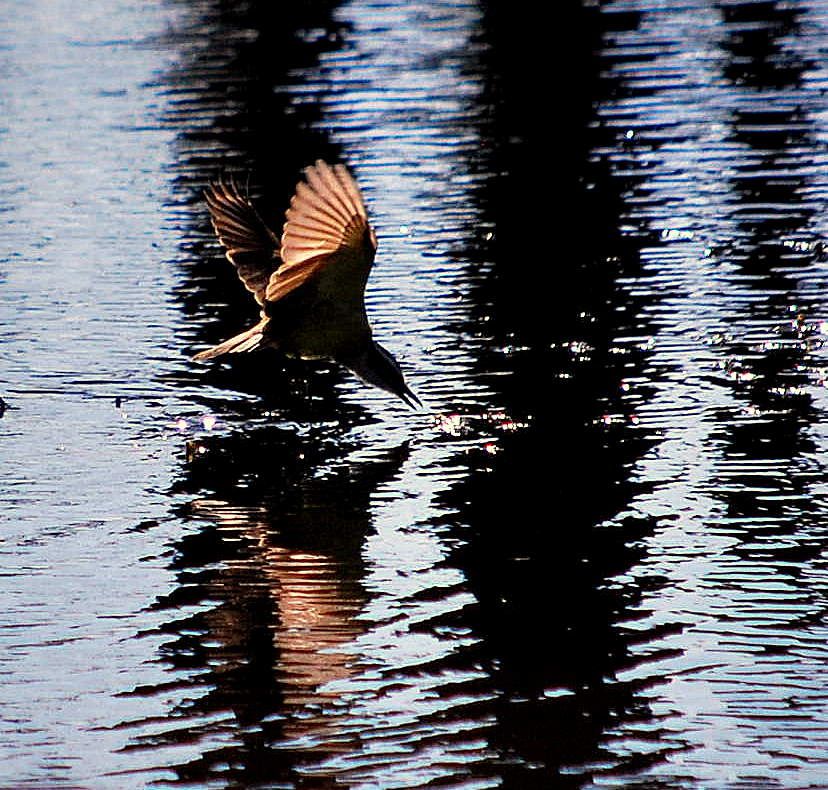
2, 0, 828, 787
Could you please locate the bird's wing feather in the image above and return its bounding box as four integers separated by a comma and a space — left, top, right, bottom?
265, 160, 377, 305
205, 178, 280, 306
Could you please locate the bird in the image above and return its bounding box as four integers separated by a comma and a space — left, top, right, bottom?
193, 160, 420, 408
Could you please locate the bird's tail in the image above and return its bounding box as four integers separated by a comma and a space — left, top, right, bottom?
193, 321, 266, 361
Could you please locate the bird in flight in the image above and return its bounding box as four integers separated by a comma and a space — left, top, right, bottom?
194, 160, 420, 408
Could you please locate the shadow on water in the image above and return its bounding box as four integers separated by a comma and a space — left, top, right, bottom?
713, 1, 826, 558
430, 4, 681, 786
716, 0, 819, 431
707, 0, 828, 675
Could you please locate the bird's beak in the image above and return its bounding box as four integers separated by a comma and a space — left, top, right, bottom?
400, 384, 422, 409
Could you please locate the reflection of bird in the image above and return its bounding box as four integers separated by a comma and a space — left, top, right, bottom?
194, 160, 420, 407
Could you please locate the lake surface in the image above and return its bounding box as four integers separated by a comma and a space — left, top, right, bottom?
2, 0, 828, 787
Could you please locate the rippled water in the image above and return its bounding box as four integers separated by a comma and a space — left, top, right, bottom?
2, 0, 828, 787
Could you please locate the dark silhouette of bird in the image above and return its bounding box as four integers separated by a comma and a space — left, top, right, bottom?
193, 160, 420, 408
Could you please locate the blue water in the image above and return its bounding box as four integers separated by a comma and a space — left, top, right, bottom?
2, 0, 828, 787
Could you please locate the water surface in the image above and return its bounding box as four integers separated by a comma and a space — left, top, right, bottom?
2, 0, 828, 788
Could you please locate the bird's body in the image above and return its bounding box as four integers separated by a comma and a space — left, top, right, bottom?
194, 160, 418, 407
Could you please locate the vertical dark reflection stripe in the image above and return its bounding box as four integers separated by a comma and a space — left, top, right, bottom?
714, 1, 818, 421
715, 0, 819, 547
696, 4, 828, 772
431, 2, 677, 786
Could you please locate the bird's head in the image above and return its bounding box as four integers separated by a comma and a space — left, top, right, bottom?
345, 342, 421, 408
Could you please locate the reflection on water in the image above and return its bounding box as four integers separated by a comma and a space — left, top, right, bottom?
119, 428, 408, 785
2, 0, 828, 787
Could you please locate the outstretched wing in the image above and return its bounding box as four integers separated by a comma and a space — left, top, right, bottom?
204, 178, 280, 306
265, 160, 377, 305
